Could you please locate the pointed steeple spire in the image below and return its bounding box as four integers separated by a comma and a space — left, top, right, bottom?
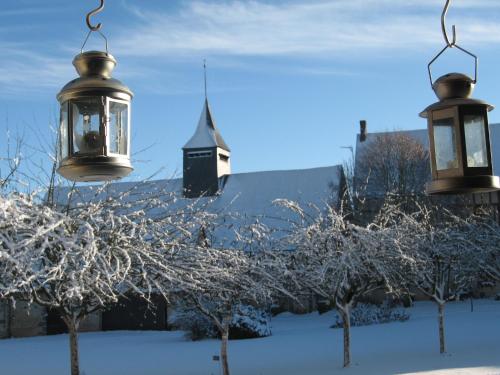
183, 99, 230, 151
183, 65, 230, 152
204, 59, 208, 100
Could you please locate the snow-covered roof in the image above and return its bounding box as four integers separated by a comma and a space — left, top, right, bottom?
54, 165, 344, 246
183, 99, 230, 151
56, 165, 343, 215
210, 166, 342, 217
489, 123, 500, 176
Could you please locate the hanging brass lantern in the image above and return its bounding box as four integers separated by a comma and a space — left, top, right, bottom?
420, 0, 499, 195
57, 0, 133, 182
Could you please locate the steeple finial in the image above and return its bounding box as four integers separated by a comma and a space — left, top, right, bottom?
203, 59, 207, 99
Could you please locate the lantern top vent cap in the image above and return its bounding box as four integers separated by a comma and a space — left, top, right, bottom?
432, 73, 475, 101
73, 51, 116, 79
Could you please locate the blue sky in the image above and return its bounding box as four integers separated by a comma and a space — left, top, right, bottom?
2, 0, 500, 181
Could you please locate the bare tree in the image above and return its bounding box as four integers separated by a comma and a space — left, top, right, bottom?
467, 215, 500, 284
389, 202, 492, 354
356, 132, 430, 197
276, 199, 408, 368
0, 193, 178, 375
174, 244, 289, 375
0, 127, 25, 192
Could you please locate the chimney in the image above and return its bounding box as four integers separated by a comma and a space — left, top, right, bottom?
360, 120, 367, 142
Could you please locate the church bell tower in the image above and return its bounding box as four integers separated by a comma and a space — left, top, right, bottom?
182, 98, 231, 198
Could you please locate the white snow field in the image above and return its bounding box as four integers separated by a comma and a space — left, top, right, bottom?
0, 300, 498, 375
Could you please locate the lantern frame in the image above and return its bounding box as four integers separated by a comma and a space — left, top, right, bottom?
56, 51, 134, 182
420, 75, 499, 195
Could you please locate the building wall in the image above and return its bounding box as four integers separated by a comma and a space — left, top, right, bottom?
183, 145, 232, 198
80, 312, 101, 332
10, 301, 46, 338
102, 295, 167, 331
0, 300, 9, 338
216, 147, 231, 177
46, 308, 101, 335
183, 147, 219, 198
0, 302, 101, 339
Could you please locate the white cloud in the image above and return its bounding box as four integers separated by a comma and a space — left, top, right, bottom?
3, 0, 500, 96
0, 43, 73, 97
0, 6, 65, 17
113, 0, 500, 58
0, 43, 153, 97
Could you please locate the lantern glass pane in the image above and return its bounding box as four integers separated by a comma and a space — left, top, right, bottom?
464, 115, 488, 168
60, 102, 69, 160
108, 100, 129, 155
433, 118, 459, 170
72, 98, 103, 155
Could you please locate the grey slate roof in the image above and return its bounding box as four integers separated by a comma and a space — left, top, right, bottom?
183, 99, 230, 151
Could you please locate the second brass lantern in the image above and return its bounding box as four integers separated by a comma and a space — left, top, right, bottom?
420, 73, 499, 194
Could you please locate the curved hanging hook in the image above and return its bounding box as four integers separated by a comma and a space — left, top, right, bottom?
80, 0, 108, 54
86, 0, 105, 31
441, 0, 456, 47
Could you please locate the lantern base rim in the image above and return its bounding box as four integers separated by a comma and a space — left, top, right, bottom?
426, 175, 500, 195
57, 156, 133, 182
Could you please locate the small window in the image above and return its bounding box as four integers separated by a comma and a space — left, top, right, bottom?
464, 115, 488, 168
108, 99, 129, 156
188, 151, 212, 159
71, 97, 103, 155
433, 118, 458, 170
60, 102, 69, 160
219, 153, 229, 162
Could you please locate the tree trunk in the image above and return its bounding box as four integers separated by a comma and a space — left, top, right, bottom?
7, 299, 12, 338
339, 305, 351, 367
438, 303, 446, 354
220, 317, 231, 375
63, 315, 81, 375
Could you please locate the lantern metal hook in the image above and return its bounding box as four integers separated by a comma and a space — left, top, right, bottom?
427, 0, 478, 87
441, 0, 456, 47
86, 0, 105, 31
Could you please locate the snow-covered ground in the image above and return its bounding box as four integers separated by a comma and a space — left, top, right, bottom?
0, 300, 499, 375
